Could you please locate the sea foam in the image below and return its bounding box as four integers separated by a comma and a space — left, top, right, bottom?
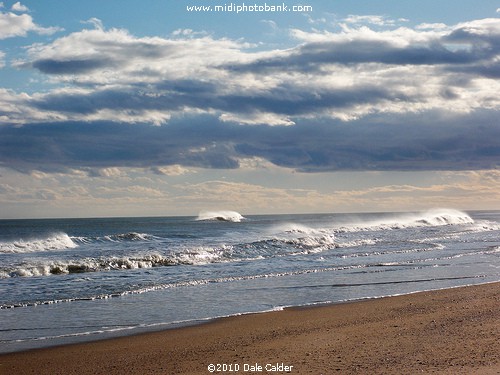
196, 210, 246, 222
0, 233, 77, 254
334, 209, 474, 233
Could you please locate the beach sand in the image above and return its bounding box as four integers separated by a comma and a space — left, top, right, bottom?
1, 282, 499, 374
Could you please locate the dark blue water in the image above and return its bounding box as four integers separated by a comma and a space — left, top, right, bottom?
1, 209, 499, 353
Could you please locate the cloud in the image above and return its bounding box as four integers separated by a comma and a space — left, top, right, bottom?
81, 17, 104, 30
11, 1, 29, 12
86, 167, 126, 178
24, 26, 251, 77
2, 17, 500, 173
0, 10, 60, 39
172, 180, 316, 212
416, 23, 448, 31
342, 15, 408, 27
1, 108, 499, 173
19, 18, 500, 123
151, 165, 195, 176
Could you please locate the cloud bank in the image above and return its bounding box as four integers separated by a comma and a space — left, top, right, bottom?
1, 17, 500, 173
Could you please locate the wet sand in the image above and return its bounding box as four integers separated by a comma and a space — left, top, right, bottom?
1, 282, 499, 374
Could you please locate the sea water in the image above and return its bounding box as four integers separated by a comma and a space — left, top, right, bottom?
1, 209, 500, 353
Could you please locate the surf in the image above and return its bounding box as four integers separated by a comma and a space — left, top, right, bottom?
196, 210, 246, 222
0, 233, 77, 254
333, 209, 474, 232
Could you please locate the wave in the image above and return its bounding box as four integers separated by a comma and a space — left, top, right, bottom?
104, 232, 153, 242
1, 231, 339, 278
0, 233, 77, 254
274, 223, 326, 235
71, 232, 159, 246
282, 234, 335, 252
334, 209, 474, 233
0, 263, 374, 308
196, 210, 246, 222
0, 231, 156, 253
4, 260, 486, 309
1, 246, 236, 278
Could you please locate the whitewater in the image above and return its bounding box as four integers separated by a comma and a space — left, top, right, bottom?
1, 209, 500, 353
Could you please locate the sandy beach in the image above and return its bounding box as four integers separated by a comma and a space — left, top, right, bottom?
1, 282, 499, 375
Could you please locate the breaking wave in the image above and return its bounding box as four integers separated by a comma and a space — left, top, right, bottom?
0, 209, 484, 279
0, 232, 159, 254
334, 209, 474, 233
196, 210, 246, 222
1, 246, 237, 278
274, 223, 325, 235
1, 232, 340, 278
72, 232, 157, 245
0, 233, 77, 254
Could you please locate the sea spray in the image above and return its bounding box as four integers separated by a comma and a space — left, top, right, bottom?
0, 233, 77, 254
196, 210, 246, 222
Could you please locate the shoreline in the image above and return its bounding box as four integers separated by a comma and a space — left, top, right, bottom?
1, 282, 499, 374
0, 279, 489, 354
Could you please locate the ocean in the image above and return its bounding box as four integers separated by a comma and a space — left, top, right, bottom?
1, 209, 500, 353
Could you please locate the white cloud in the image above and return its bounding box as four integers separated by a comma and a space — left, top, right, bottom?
171, 28, 207, 37
152, 165, 195, 176
343, 14, 397, 26
11, 1, 29, 12
219, 111, 295, 126
416, 23, 449, 30
0, 11, 60, 39
3, 162, 500, 218
81, 17, 104, 30
89, 167, 126, 178
2, 17, 496, 129
25, 26, 253, 81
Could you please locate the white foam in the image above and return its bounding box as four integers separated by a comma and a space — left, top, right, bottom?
334, 209, 474, 233
1, 246, 234, 278
0, 233, 77, 254
336, 238, 378, 248
274, 223, 322, 235
196, 210, 245, 222
285, 234, 335, 252
174, 246, 231, 265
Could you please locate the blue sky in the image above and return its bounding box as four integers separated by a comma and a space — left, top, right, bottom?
1, 0, 500, 218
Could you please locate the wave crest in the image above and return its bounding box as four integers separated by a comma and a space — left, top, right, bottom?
1, 246, 235, 278
335, 209, 474, 232
0, 233, 77, 254
196, 210, 246, 222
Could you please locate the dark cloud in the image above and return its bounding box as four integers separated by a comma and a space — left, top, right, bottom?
218, 85, 404, 116
1, 110, 499, 173
31, 81, 405, 119
226, 40, 480, 74
225, 21, 500, 76
32, 58, 111, 75
232, 111, 500, 171
0, 118, 241, 172
32, 89, 180, 114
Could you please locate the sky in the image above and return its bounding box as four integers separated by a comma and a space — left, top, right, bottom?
0, 0, 500, 219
